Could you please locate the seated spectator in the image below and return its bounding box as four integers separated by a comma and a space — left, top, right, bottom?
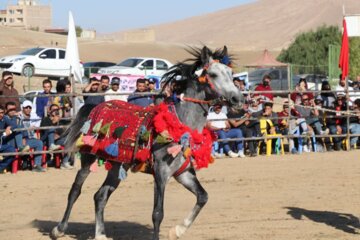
254, 74, 274, 102
295, 94, 328, 152
226, 105, 250, 158
36, 79, 54, 118
336, 74, 356, 105
83, 77, 105, 105
325, 94, 347, 151
206, 104, 244, 158
0, 71, 20, 110
349, 98, 360, 149
3, 102, 30, 153
233, 76, 251, 102
105, 77, 127, 102
291, 77, 314, 105
18, 100, 45, 172
40, 104, 73, 169
277, 100, 302, 154
127, 78, 154, 107
261, 102, 279, 134
64, 78, 83, 115
0, 105, 16, 173
317, 81, 336, 109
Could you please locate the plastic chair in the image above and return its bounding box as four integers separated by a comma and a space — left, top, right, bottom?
258, 119, 284, 156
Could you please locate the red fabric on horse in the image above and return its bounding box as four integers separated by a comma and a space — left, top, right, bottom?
80, 100, 155, 163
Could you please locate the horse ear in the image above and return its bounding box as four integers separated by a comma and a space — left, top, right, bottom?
222, 46, 228, 56
200, 46, 211, 65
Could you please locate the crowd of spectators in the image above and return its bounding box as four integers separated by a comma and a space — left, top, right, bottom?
208, 74, 360, 158
0, 74, 157, 173
1, 70, 360, 173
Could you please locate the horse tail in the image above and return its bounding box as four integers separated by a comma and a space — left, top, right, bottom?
63, 104, 96, 150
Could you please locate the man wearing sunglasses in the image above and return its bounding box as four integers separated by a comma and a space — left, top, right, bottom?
0, 71, 20, 110
18, 100, 45, 172
0, 105, 16, 173
3, 101, 30, 153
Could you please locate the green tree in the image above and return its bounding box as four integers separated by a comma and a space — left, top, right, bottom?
349, 37, 360, 79
75, 25, 83, 37
277, 25, 341, 74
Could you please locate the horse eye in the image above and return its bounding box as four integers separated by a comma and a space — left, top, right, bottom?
208, 73, 218, 78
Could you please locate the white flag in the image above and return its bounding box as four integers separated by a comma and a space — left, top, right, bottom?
65, 11, 82, 83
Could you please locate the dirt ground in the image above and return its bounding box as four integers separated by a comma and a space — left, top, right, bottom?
0, 151, 359, 240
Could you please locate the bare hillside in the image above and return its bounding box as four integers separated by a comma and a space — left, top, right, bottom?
109, 0, 360, 51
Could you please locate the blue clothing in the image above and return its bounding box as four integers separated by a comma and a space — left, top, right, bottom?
216, 128, 244, 154
36, 92, 52, 118
127, 91, 154, 107
0, 144, 15, 171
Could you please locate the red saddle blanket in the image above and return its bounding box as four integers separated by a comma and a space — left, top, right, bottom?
79, 100, 155, 163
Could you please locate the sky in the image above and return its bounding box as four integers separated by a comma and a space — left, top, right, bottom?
0, 0, 255, 33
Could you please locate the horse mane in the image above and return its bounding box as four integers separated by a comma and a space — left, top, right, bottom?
161, 46, 233, 92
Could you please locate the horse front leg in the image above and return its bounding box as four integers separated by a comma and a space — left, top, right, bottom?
169, 169, 208, 240
93, 162, 121, 240
51, 153, 96, 239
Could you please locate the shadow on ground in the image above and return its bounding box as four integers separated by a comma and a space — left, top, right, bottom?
32, 219, 153, 240
285, 207, 360, 234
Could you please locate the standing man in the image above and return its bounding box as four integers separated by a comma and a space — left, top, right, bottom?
83, 77, 105, 105
100, 75, 110, 92
0, 71, 20, 110
105, 77, 127, 101
36, 79, 54, 118
127, 78, 154, 107
254, 75, 274, 102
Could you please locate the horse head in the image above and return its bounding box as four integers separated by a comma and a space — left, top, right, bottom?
194, 46, 243, 107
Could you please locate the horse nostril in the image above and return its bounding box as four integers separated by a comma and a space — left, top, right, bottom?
231, 96, 239, 103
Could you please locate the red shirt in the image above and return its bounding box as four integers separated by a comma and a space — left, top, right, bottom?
254, 84, 274, 101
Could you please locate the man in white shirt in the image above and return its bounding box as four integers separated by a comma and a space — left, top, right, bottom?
206, 104, 245, 158
105, 77, 127, 102
336, 74, 356, 105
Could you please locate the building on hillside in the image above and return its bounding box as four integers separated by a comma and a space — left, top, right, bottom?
123, 28, 155, 42
0, 0, 51, 30
81, 29, 96, 39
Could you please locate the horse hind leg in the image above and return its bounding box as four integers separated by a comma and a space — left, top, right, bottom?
169, 169, 208, 240
93, 162, 122, 240
51, 153, 97, 239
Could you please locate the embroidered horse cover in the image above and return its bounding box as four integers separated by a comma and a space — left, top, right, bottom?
79, 100, 155, 163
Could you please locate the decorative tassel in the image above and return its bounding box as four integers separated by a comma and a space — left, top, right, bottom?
92, 119, 103, 133
135, 148, 151, 162
155, 134, 173, 144
183, 147, 192, 158
83, 135, 97, 146
105, 161, 113, 171
99, 121, 113, 135
114, 126, 128, 138
180, 132, 190, 148
141, 131, 150, 141
75, 134, 84, 148
167, 144, 182, 158
118, 165, 127, 180
80, 119, 91, 134
105, 140, 119, 157
90, 161, 98, 172
139, 125, 147, 135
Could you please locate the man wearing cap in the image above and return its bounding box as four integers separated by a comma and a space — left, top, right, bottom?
148, 78, 156, 92
19, 100, 45, 172
83, 77, 105, 105
105, 77, 127, 102
0, 71, 20, 110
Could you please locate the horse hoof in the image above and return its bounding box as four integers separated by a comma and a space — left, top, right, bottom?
168, 227, 179, 240
95, 235, 108, 240
50, 226, 64, 239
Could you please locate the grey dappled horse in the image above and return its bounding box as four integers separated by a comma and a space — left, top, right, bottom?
51, 46, 243, 240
